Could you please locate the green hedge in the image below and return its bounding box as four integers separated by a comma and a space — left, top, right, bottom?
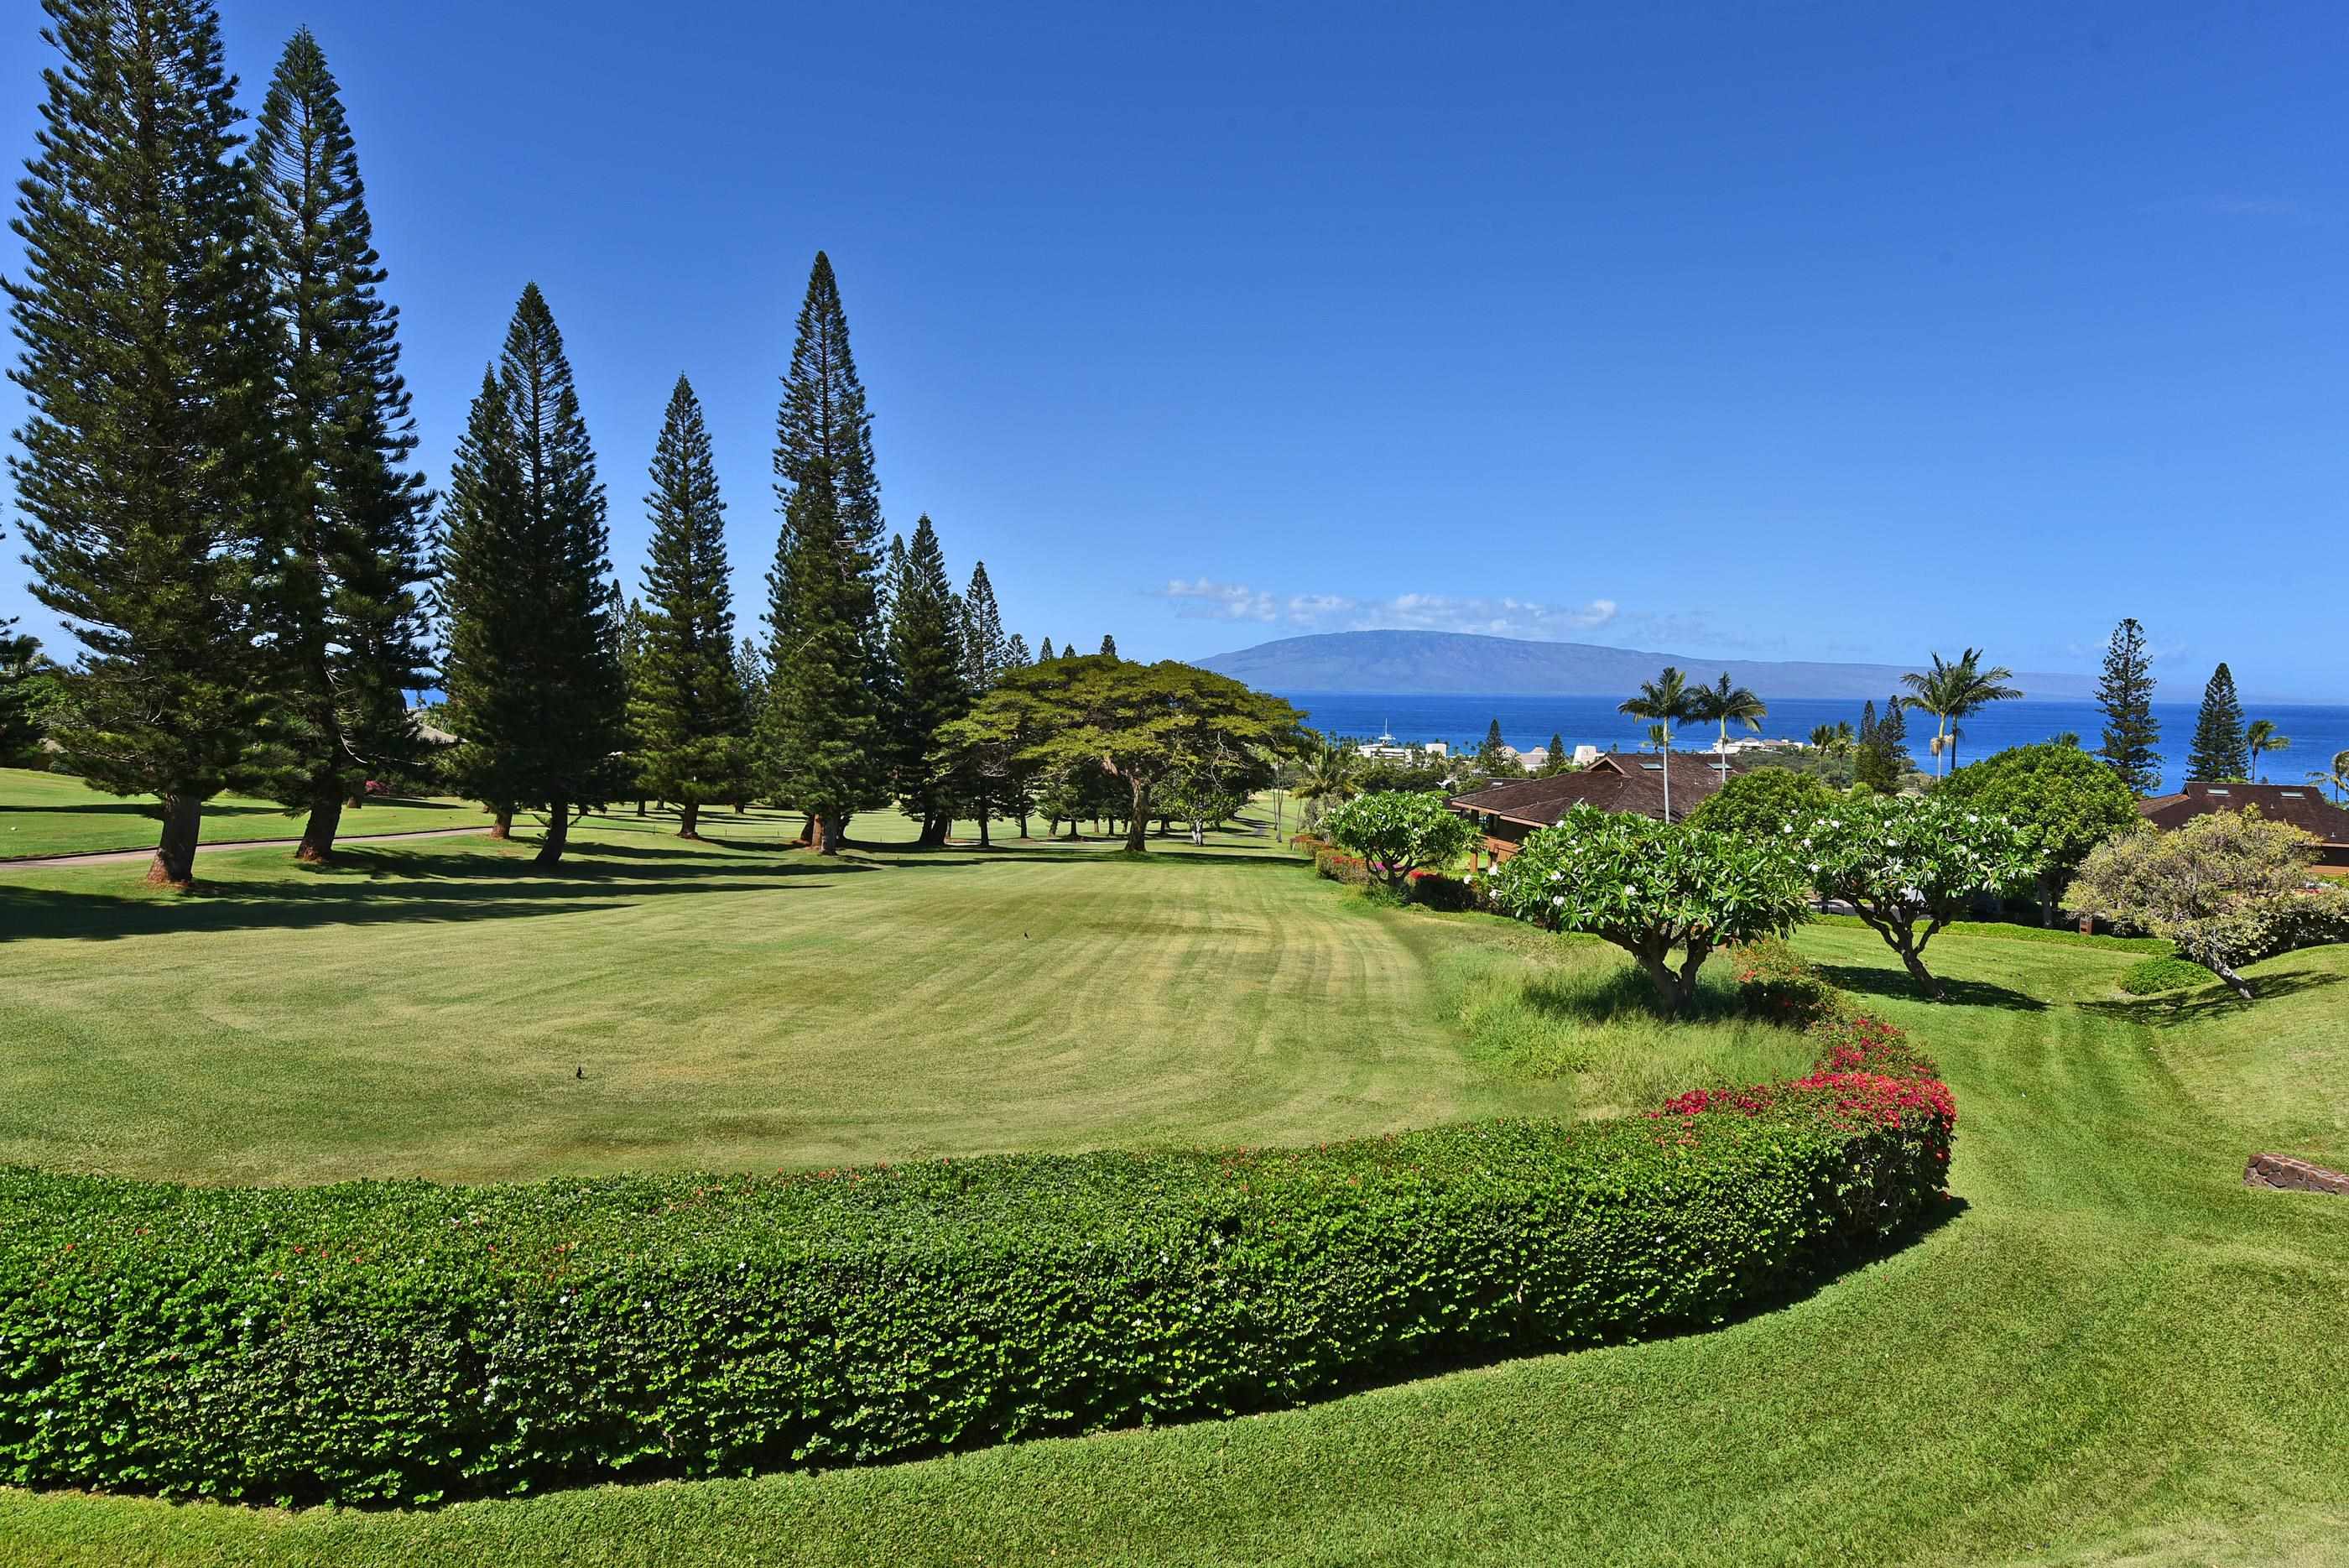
0, 1091, 1951, 1506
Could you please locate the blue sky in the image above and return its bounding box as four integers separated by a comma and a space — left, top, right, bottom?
3, 1, 2344, 699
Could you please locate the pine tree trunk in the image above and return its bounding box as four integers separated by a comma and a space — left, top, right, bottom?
978, 810, 991, 849
797, 812, 815, 847
1018, 812, 1029, 838
637, 799, 646, 817
679, 800, 700, 839
490, 809, 513, 840
536, 799, 570, 866
296, 792, 344, 863
148, 795, 202, 888
817, 812, 848, 856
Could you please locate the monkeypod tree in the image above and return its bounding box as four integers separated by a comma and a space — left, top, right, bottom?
1484, 805, 1811, 1017
1798, 793, 2039, 999
1321, 791, 1474, 893
1934, 742, 2138, 925
936, 655, 1300, 853
2065, 814, 2329, 1001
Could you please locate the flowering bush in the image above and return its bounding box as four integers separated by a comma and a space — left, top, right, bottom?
1404, 869, 1480, 911
1798, 793, 2039, 1000
2067, 814, 2336, 999
1486, 805, 1813, 1016
1320, 791, 1474, 893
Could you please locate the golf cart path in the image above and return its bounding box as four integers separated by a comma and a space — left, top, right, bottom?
1, 824, 492, 870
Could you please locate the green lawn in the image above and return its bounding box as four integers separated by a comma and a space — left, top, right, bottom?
0, 766, 494, 860
2, 810, 2346, 1565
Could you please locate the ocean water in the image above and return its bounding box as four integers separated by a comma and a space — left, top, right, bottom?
1274, 692, 2349, 800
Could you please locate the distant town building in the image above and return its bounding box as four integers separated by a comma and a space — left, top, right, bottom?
1355, 731, 1448, 763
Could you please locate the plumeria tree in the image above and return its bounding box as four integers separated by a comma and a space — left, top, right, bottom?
1484, 805, 1811, 1016
2065, 813, 2328, 1000
1322, 791, 1474, 894
1799, 793, 2039, 999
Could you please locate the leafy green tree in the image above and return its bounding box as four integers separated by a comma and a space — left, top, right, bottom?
1685, 766, 1835, 841
2094, 617, 2161, 795
759, 253, 887, 853
1900, 649, 2021, 776
1690, 673, 1767, 775
241, 27, 434, 862
1799, 794, 2039, 999
936, 656, 1300, 853
1618, 666, 1697, 818
436, 287, 628, 865
0, 628, 61, 765
1322, 791, 1474, 893
1485, 805, 1811, 1016
8, 0, 282, 886
2185, 664, 2248, 782
2067, 814, 2326, 1000
1935, 742, 2139, 925
2243, 719, 2290, 782
888, 517, 968, 846
631, 378, 746, 839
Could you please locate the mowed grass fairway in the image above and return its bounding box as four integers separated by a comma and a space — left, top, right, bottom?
2, 799, 2346, 1565
0, 767, 494, 861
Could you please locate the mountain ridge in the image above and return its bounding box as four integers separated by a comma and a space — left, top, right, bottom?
1193, 630, 2096, 701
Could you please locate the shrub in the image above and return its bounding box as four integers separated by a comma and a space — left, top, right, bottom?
0, 1034, 1955, 1506
1727, 935, 1848, 1027
2117, 954, 2217, 995
1685, 767, 1836, 841
2066, 814, 2326, 999
1404, 869, 1479, 911
1312, 844, 1372, 887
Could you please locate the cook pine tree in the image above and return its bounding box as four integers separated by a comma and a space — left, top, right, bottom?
886, 518, 967, 845
2094, 617, 2161, 795
436, 285, 627, 865
8, 0, 285, 887
761, 252, 887, 853
245, 27, 435, 861
630, 376, 747, 839
2185, 663, 2248, 782
956, 560, 1012, 844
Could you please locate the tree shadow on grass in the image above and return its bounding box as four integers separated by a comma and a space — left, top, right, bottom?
0, 843, 857, 945
2077, 969, 2341, 1029
1813, 961, 2049, 1013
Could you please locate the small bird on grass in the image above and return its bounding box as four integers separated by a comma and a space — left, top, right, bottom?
575, 1065, 585, 1081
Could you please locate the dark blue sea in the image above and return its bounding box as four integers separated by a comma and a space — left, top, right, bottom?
1274, 692, 2349, 800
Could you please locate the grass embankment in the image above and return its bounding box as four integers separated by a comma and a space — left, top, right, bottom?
0, 767, 493, 860
2, 809, 2346, 1565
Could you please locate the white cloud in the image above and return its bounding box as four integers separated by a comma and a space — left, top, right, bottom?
1154, 580, 1617, 639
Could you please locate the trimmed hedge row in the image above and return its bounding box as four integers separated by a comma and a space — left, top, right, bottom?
0, 1017, 1954, 1507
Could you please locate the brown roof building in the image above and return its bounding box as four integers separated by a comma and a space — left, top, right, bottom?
1449, 751, 1733, 860
2138, 781, 2349, 874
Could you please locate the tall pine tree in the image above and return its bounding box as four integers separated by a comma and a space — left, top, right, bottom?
2186, 663, 2248, 782
631, 377, 745, 839
888, 517, 967, 845
961, 562, 1008, 694
8, 0, 282, 886
438, 287, 626, 864
2094, 617, 2161, 795
1099, 634, 1118, 659
1037, 638, 1055, 662
246, 27, 434, 860
761, 253, 886, 852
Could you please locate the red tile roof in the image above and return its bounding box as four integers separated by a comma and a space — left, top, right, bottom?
1447, 751, 1733, 826
2138, 781, 2349, 846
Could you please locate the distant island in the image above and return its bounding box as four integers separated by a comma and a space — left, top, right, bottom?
1195, 630, 2095, 701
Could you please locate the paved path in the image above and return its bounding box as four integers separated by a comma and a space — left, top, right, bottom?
1, 824, 492, 871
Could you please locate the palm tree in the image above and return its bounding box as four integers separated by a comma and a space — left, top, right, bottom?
2331, 749, 2349, 803
1900, 648, 2023, 776
1291, 739, 1362, 830
1618, 666, 1697, 820
1808, 721, 1855, 756
2244, 719, 2290, 781
1690, 673, 1767, 781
